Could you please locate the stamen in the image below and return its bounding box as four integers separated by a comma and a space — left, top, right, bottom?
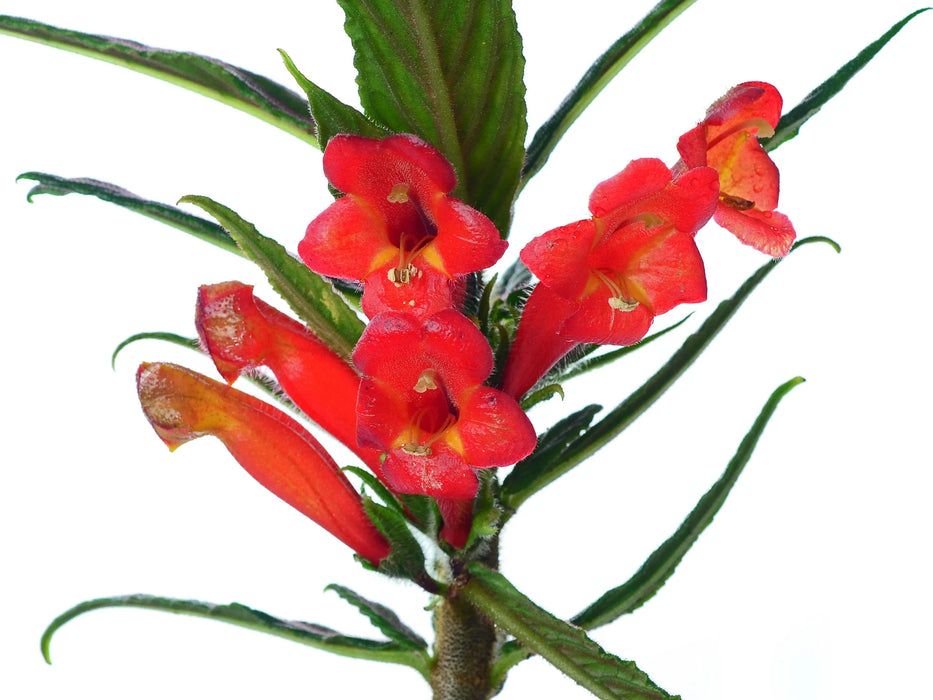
593, 268, 639, 312
388, 233, 430, 286
400, 409, 456, 456
413, 369, 438, 393
387, 182, 410, 203
720, 193, 755, 211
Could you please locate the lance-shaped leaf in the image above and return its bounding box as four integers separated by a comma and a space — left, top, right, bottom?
41, 594, 430, 678
462, 564, 679, 700
501, 404, 602, 513
325, 584, 427, 650
336, 0, 526, 236
0, 15, 318, 146
180, 195, 364, 359
763, 9, 930, 152
18, 172, 240, 255
497, 377, 807, 674
278, 49, 389, 147
501, 236, 838, 509
363, 498, 438, 592
572, 376, 806, 629
522, 0, 698, 187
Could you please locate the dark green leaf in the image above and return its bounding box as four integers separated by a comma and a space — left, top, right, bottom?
572, 377, 806, 629
0, 15, 318, 146
363, 498, 432, 586
278, 49, 389, 147
504, 237, 838, 509
17, 172, 240, 256
763, 9, 930, 152
336, 0, 527, 236
179, 195, 364, 359
40, 594, 430, 677
325, 584, 427, 649
522, 0, 698, 186
519, 383, 564, 411
501, 404, 602, 512
463, 564, 679, 700
559, 315, 693, 382
494, 258, 533, 299
111, 332, 199, 369
342, 465, 406, 516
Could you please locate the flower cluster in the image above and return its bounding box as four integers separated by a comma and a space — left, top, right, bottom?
136, 83, 794, 558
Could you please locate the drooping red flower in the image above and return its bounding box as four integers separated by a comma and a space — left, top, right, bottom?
352, 309, 536, 502
503, 159, 718, 398
137, 362, 390, 564
195, 281, 384, 477
298, 134, 507, 318
677, 81, 796, 257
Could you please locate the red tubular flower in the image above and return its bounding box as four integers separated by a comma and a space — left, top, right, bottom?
352, 309, 536, 501
677, 81, 796, 257
136, 362, 390, 564
195, 281, 384, 477
298, 134, 507, 318
503, 159, 718, 398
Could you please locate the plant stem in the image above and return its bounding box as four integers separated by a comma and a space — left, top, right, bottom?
430, 540, 500, 700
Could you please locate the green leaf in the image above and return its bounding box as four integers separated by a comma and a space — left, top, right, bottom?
336, 0, 527, 236
179, 195, 364, 359
762, 9, 930, 152
111, 332, 200, 368
504, 236, 838, 509
462, 564, 679, 700
363, 498, 433, 587
519, 382, 564, 411
278, 49, 389, 148
572, 377, 806, 629
501, 404, 603, 513
0, 15, 318, 146
40, 594, 430, 677
325, 584, 427, 650
17, 172, 241, 256
522, 0, 698, 187
559, 315, 693, 383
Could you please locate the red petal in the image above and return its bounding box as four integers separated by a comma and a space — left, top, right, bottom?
588, 158, 673, 219
361, 263, 456, 319
521, 220, 596, 301
299, 196, 395, 280
324, 134, 457, 202
591, 226, 707, 315
708, 131, 780, 211
381, 443, 479, 499
704, 82, 782, 137
560, 289, 654, 345
455, 386, 536, 467
429, 197, 507, 276
137, 362, 389, 564
435, 497, 474, 548
714, 204, 796, 257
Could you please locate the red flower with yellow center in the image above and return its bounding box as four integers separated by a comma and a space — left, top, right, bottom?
504, 158, 719, 398
298, 134, 507, 318
352, 309, 536, 501
676, 81, 796, 257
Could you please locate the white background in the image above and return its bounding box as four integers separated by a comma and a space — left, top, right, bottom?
1, 1, 931, 698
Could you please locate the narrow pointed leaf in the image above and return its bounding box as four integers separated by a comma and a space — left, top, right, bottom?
325, 584, 427, 650
18, 172, 240, 255
179, 195, 364, 358
762, 9, 930, 152
336, 0, 526, 236
559, 315, 693, 383
111, 332, 200, 368
572, 376, 806, 629
505, 237, 838, 508
363, 498, 432, 587
522, 0, 698, 186
0, 15, 318, 146
501, 404, 602, 512
462, 564, 679, 700
41, 594, 429, 677
278, 49, 389, 147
